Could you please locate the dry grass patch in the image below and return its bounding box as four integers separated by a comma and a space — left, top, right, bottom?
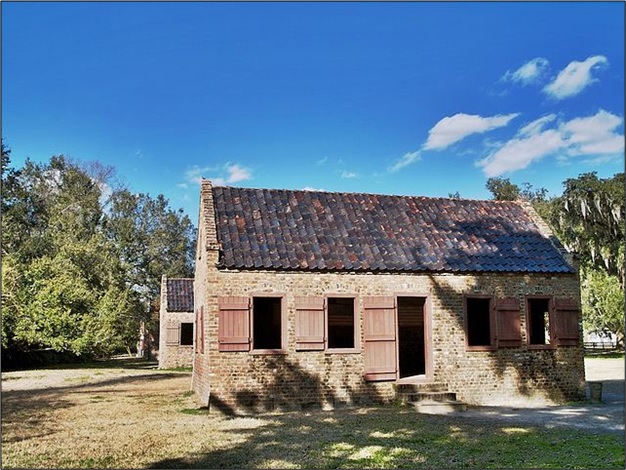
1, 361, 624, 469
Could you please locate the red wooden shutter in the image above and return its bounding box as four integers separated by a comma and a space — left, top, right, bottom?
218, 296, 251, 352
199, 306, 205, 353
363, 296, 397, 381
295, 297, 325, 350
166, 323, 180, 345
554, 298, 580, 346
496, 297, 522, 348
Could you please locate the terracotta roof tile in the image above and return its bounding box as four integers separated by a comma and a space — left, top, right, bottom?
166, 278, 194, 312
212, 186, 574, 274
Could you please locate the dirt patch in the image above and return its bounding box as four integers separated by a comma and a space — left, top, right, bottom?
1, 356, 623, 468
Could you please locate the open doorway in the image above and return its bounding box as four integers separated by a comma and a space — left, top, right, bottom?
397, 297, 426, 378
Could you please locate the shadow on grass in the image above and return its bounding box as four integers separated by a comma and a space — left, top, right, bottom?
146, 406, 624, 469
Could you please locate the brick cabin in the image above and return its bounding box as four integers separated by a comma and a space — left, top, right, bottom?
158, 277, 195, 369
192, 180, 586, 413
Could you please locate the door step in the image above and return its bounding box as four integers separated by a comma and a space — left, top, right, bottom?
395, 383, 467, 414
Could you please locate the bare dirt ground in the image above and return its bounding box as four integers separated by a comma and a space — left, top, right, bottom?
1, 355, 623, 468
457, 356, 624, 434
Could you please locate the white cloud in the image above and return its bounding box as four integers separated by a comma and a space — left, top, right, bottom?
518, 114, 557, 137
185, 165, 216, 185
389, 150, 421, 172
423, 113, 519, 150
225, 163, 252, 183
561, 110, 624, 156
316, 156, 328, 166
543, 55, 608, 100
184, 163, 252, 187
477, 128, 565, 177
302, 186, 326, 192
502, 58, 549, 85
477, 110, 624, 176
341, 170, 358, 179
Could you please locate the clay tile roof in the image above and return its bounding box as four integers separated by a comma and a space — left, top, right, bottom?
166, 279, 194, 312
212, 186, 574, 274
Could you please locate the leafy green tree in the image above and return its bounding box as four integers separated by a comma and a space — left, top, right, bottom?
486, 177, 521, 201
1, 152, 156, 356
550, 172, 625, 286
581, 266, 624, 347
104, 190, 195, 304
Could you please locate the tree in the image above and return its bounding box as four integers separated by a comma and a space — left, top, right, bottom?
581, 266, 624, 348
549, 172, 625, 286
1, 151, 195, 357
104, 190, 195, 304
485, 177, 521, 201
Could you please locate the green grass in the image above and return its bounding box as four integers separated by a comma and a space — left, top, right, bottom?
585, 351, 624, 359
151, 407, 624, 469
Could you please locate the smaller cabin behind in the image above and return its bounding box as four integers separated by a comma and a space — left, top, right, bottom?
158, 276, 194, 369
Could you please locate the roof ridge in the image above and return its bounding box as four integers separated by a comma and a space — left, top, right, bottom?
213, 183, 517, 204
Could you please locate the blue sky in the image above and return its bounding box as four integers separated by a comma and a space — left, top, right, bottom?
2, 2, 624, 223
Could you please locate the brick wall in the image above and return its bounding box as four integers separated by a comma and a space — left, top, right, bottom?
192, 266, 585, 412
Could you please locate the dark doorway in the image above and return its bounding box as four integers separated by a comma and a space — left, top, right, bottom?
397, 297, 426, 378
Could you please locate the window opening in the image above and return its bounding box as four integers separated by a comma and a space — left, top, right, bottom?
528, 298, 551, 345
466, 297, 492, 346
180, 322, 194, 346
327, 297, 355, 349
253, 297, 282, 350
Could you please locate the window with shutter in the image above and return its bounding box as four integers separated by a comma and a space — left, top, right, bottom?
180, 322, 194, 346
363, 296, 397, 381
252, 296, 283, 352
295, 297, 325, 351
218, 296, 251, 352
465, 296, 496, 350
554, 298, 580, 346
496, 298, 522, 348
165, 323, 180, 345
526, 296, 555, 348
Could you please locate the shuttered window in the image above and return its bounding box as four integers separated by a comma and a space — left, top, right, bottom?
218, 296, 251, 352
465, 296, 495, 350
554, 298, 580, 347
295, 297, 325, 351
165, 323, 180, 345
526, 297, 555, 347
363, 296, 397, 381
496, 298, 522, 348
180, 322, 194, 346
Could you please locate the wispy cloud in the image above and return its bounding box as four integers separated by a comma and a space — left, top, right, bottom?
543, 55, 608, 100
424, 112, 520, 151
184, 163, 253, 186
185, 165, 217, 185
316, 156, 328, 166
501, 57, 549, 85
225, 163, 252, 183
389, 150, 421, 172
477, 109, 624, 176
561, 110, 624, 156
341, 170, 358, 179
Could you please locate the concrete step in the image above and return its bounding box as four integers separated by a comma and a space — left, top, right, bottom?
413, 399, 468, 415
394, 382, 449, 394
400, 391, 458, 403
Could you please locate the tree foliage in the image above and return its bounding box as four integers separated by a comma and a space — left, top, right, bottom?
549, 172, 625, 286
581, 266, 624, 347
1, 143, 195, 357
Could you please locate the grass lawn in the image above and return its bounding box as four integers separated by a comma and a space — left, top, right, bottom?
1, 359, 623, 469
